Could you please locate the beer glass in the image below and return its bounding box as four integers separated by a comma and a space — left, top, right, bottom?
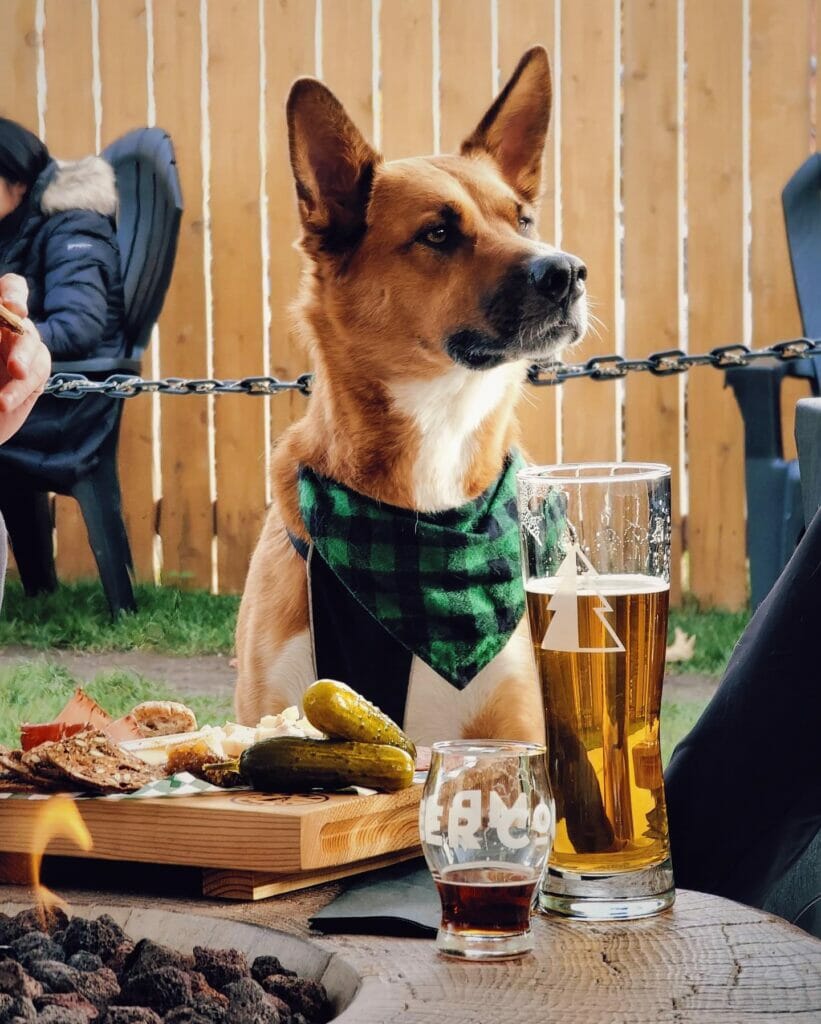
516, 463, 674, 920
419, 741, 554, 959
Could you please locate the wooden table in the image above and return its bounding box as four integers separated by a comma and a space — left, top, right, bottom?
2, 881, 819, 1022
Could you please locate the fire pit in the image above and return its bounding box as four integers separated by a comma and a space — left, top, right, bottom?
3, 902, 361, 1022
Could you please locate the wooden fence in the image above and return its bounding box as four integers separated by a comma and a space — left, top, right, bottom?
2, 0, 819, 608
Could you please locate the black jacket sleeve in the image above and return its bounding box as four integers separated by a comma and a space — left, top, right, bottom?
32, 211, 120, 360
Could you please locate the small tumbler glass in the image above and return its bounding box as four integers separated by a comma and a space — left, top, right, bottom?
419, 740, 554, 960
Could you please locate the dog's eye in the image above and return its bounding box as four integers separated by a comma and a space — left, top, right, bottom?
518, 215, 534, 232
422, 226, 448, 246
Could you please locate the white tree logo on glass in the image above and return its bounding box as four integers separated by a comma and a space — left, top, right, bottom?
541, 545, 625, 653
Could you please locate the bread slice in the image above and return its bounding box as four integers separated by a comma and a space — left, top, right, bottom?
130, 701, 198, 737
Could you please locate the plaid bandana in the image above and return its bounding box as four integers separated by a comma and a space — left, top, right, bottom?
298, 453, 527, 690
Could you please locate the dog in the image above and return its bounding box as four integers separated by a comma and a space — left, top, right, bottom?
235, 46, 588, 745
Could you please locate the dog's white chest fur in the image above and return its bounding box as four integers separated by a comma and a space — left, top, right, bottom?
403, 620, 537, 744
389, 363, 522, 511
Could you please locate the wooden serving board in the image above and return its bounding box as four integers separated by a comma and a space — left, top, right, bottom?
0, 785, 423, 900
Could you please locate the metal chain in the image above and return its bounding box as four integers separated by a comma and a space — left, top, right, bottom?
41, 338, 821, 399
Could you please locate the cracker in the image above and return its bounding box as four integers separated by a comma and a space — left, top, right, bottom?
0, 302, 25, 335
22, 730, 163, 794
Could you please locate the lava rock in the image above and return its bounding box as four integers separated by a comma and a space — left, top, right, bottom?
250, 957, 295, 986
192, 946, 250, 991
27, 959, 80, 993
188, 972, 227, 1006
260, 976, 331, 1023
74, 965, 120, 1011
13, 906, 67, 937
161, 1013, 205, 1024
107, 941, 135, 976
35, 990, 99, 1022
102, 1007, 163, 1024
96, 915, 128, 946
188, 996, 231, 1023
0, 992, 36, 1022
0, 917, 15, 948
10, 930, 65, 968
121, 967, 193, 1015
0, 959, 43, 999
124, 941, 193, 980
162, 1006, 223, 1024
263, 992, 293, 1023
67, 951, 103, 973
223, 978, 281, 1024
36, 1008, 90, 1024
63, 917, 120, 961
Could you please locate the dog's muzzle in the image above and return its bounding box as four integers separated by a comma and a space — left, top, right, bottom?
445, 251, 588, 370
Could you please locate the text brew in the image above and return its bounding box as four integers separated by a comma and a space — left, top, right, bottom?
526, 574, 670, 874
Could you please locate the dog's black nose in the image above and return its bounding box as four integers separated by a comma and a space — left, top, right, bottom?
529, 253, 587, 304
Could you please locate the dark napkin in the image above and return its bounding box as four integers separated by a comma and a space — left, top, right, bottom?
309, 858, 440, 937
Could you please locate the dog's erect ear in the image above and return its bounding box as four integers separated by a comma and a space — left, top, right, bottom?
461, 46, 551, 204
287, 78, 379, 252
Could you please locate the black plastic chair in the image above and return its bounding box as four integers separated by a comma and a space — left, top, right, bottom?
726, 152, 821, 608
6, 127, 183, 616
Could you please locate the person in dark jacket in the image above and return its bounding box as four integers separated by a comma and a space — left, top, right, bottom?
0, 271, 51, 607
0, 117, 126, 593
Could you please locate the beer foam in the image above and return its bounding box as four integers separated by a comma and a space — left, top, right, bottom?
525, 573, 669, 597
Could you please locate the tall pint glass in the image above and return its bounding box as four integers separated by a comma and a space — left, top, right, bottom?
516, 463, 674, 920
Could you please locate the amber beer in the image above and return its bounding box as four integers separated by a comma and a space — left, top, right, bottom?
526, 574, 670, 875
435, 864, 540, 935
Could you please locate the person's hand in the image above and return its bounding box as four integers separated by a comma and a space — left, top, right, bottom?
0, 273, 50, 445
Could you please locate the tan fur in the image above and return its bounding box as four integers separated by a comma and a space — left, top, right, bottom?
236, 47, 584, 740
461, 675, 545, 744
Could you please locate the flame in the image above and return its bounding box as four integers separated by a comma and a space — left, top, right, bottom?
30, 796, 92, 922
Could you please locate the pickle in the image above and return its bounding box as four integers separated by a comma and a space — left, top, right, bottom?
236, 736, 415, 792
302, 679, 416, 758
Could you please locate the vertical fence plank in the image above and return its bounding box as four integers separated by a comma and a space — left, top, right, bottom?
265, 1, 316, 455
322, 0, 373, 134
559, 0, 618, 463
438, 0, 492, 154
40, 1, 95, 182
623, 0, 682, 603
98, 0, 155, 583
155, 0, 212, 589
686, 0, 747, 608
380, 0, 434, 158
43, 0, 99, 582
0, 0, 39, 129
5, 2, 814, 602
750, 0, 813, 465
498, 0, 557, 465
810, 0, 814, 148
208, 0, 266, 593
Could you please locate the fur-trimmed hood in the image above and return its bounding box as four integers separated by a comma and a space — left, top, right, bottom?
39, 156, 118, 219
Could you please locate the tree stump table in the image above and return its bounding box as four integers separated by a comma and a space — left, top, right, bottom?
2, 883, 819, 1022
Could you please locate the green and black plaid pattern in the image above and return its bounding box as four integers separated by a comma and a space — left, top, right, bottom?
298, 453, 527, 690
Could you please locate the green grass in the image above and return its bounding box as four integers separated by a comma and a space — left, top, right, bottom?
0, 580, 239, 655
660, 701, 705, 767
0, 660, 703, 766
0, 581, 741, 762
1, 581, 750, 676
0, 661, 234, 748
667, 600, 750, 675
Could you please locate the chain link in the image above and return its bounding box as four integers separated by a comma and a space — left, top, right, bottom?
527, 337, 821, 386
41, 338, 821, 398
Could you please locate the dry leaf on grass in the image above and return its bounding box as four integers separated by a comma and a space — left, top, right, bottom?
666, 626, 696, 663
